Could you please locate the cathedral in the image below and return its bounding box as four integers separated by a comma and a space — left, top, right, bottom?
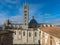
3, 3, 41, 45
2, 3, 60, 45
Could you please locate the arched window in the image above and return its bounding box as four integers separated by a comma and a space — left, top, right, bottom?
25, 17, 26, 19
50, 36, 52, 39
23, 31, 25, 36
19, 31, 21, 34
25, 14, 27, 16
35, 32, 37, 37
24, 10, 27, 12
29, 32, 31, 37
25, 23, 26, 25
50, 40, 52, 45
50, 36, 52, 45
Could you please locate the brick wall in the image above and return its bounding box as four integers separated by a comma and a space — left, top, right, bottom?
0, 31, 13, 45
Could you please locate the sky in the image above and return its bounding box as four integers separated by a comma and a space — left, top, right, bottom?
0, 0, 60, 25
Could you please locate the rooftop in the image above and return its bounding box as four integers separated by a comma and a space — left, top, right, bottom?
39, 26, 60, 39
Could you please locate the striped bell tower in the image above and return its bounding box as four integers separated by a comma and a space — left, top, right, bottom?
24, 3, 29, 29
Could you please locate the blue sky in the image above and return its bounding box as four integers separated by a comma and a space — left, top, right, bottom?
0, 0, 60, 25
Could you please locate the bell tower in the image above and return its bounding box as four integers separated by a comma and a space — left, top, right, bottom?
24, 3, 29, 29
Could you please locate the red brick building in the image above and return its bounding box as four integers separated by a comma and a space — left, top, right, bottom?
0, 30, 13, 45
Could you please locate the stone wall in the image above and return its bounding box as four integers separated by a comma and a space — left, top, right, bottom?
13, 29, 41, 44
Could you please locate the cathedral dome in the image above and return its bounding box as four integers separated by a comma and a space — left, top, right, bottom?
29, 16, 38, 28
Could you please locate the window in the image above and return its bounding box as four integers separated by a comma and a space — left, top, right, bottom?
14, 31, 16, 35
19, 31, 21, 34
24, 10, 27, 12
39, 31, 41, 35
25, 20, 26, 22
35, 32, 37, 37
50, 36, 52, 45
50, 36, 52, 39
25, 14, 27, 16
25, 17, 26, 19
29, 32, 31, 37
38, 40, 40, 45
23, 31, 25, 36
25, 23, 26, 25
50, 40, 52, 45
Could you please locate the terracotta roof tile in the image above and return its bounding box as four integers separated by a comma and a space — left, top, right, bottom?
40, 26, 60, 39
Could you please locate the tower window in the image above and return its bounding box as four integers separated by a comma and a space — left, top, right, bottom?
25, 20, 26, 22
25, 14, 27, 16
24, 10, 27, 12
35, 32, 37, 37
25, 23, 26, 25
29, 32, 31, 37
23, 31, 25, 36
25, 17, 26, 19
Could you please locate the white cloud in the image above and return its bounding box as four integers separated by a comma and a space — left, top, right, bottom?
45, 18, 60, 25
0, 3, 23, 25
8, 6, 24, 24
0, 13, 8, 25
9, 15, 23, 24
0, 13, 24, 25
8, 4, 45, 24
36, 13, 60, 25
0, 2, 60, 26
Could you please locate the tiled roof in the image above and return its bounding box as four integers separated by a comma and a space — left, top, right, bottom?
40, 26, 60, 39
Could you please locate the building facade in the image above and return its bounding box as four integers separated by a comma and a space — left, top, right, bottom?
3, 3, 41, 45
12, 29, 41, 45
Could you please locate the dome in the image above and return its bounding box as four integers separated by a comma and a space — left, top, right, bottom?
29, 16, 38, 28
